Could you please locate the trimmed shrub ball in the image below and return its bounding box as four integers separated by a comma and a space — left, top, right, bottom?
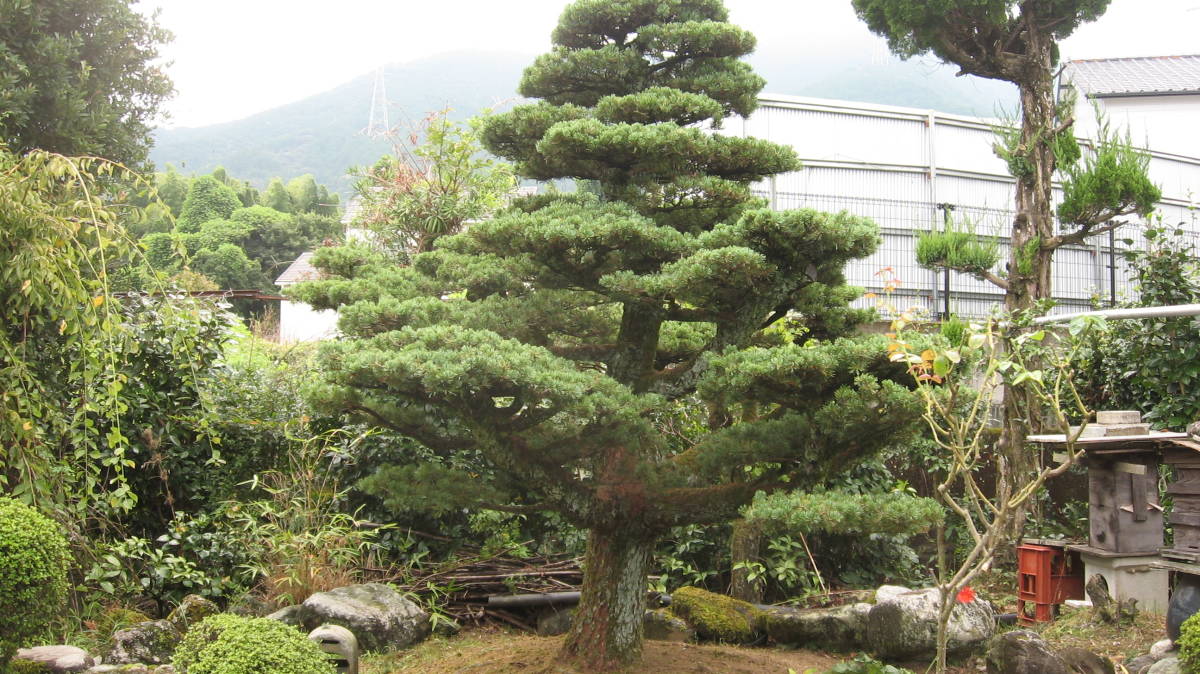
1181, 610, 1200, 673
173, 614, 331, 674
0, 497, 70, 667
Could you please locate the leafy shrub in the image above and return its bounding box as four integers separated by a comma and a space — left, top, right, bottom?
0, 498, 71, 666
172, 614, 330, 674
1181, 611, 1200, 673
1079, 224, 1200, 430
828, 653, 914, 673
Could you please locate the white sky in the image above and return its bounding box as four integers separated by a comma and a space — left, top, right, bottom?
140, 0, 1200, 129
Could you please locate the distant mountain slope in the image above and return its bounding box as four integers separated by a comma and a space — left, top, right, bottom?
151, 49, 1017, 196
750, 48, 1017, 118
151, 51, 532, 194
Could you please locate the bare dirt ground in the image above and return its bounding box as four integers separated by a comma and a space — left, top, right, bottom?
362, 628, 848, 673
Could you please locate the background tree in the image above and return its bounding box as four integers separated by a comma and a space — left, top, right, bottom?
260, 177, 294, 213
178, 176, 242, 232
852, 0, 1160, 510
286, 174, 321, 214
0, 0, 173, 167
295, 0, 919, 667
350, 110, 515, 260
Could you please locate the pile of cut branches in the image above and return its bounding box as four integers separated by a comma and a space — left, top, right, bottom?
383, 542, 583, 630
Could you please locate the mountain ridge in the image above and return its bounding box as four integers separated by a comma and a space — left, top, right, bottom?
150, 49, 1017, 195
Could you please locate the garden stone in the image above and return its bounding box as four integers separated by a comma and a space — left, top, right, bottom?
536, 607, 573, 636
643, 609, 695, 643
1125, 655, 1157, 674
866, 586, 994, 660
166, 594, 219, 634
875, 585, 912, 603
1056, 646, 1114, 674
756, 602, 870, 651
13, 645, 93, 672
297, 583, 430, 652
308, 624, 359, 674
1147, 657, 1182, 674
985, 630, 1070, 674
1151, 639, 1177, 659
265, 604, 304, 626
104, 620, 180, 665
228, 594, 274, 617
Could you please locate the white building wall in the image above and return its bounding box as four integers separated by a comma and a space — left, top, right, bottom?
277, 289, 339, 342
740, 94, 1200, 318
1073, 94, 1200, 160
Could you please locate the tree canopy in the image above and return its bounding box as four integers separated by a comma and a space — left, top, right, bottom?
296, 0, 919, 668
0, 0, 173, 167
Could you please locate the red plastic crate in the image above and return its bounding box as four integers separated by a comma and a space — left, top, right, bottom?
1016, 544, 1085, 624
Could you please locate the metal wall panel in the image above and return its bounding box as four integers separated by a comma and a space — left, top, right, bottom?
745, 95, 1200, 318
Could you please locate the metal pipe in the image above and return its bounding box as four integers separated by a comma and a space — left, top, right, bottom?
487, 592, 580, 608
1032, 304, 1200, 325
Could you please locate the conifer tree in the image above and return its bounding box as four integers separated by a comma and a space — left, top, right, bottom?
295, 0, 918, 667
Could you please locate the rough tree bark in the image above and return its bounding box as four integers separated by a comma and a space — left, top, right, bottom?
998, 28, 1057, 534
561, 528, 656, 669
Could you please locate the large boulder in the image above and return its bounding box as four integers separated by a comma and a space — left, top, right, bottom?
12, 645, 93, 672
1147, 658, 1182, 674
757, 603, 870, 651
296, 583, 430, 652
104, 620, 180, 665
865, 585, 994, 660
985, 630, 1070, 674
1056, 646, 1114, 674
669, 586, 762, 644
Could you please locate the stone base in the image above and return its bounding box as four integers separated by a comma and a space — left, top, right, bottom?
1076, 550, 1168, 614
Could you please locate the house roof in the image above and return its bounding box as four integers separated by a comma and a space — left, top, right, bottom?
1063, 55, 1200, 97
340, 194, 363, 225
274, 251, 322, 286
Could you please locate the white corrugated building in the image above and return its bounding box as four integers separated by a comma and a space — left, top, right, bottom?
735, 91, 1200, 318
1062, 55, 1200, 159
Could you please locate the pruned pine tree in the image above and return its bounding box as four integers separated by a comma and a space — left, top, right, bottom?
295, 0, 919, 668
852, 0, 1160, 518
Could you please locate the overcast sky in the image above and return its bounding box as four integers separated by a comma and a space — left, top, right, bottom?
141, 0, 1200, 129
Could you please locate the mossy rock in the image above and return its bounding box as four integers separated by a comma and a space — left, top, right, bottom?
670, 586, 762, 644
168, 595, 220, 634
7, 659, 52, 673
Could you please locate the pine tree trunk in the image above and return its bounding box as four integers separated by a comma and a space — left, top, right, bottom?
999, 29, 1057, 540
728, 519, 764, 603
560, 527, 655, 670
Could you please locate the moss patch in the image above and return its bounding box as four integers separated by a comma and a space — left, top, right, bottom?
670, 586, 762, 644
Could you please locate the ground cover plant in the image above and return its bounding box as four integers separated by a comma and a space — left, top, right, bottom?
292, 0, 924, 667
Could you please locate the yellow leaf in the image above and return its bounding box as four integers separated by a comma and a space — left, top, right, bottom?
22, 421, 32, 431
92, 295, 105, 307
20, 279, 31, 293
920, 349, 937, 362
